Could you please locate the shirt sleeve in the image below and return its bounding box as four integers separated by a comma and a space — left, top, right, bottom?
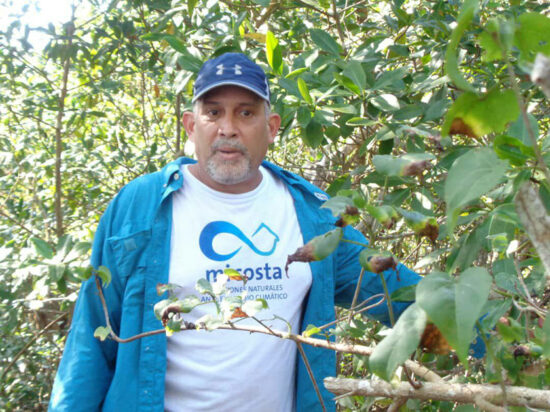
49, 199, 125, 411
333, 225, 422, 326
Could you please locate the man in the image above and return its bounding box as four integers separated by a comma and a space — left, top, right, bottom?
49, 53, 420, 411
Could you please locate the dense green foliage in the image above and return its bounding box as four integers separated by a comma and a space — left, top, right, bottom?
1, 0, 549, 410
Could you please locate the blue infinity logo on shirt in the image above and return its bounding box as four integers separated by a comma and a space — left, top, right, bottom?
199, 221, 279, 261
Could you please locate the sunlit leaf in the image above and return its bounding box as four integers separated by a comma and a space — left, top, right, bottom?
242, 298, 268, 317
370, 94, 400, 112
444, 0, 479, 93
266, 31, 283, 75
444, 148, 508, 232
93, 326, 112, 341
297, 78, 312, 104
30, 237, 53, 259
96, 265, 111, 287
196, 278, 213, 294
514, 13, 550, 62
442, 89, 520, 138
303, 324, 322, 337
310, 29, 342, 56
320, 196, 354, 217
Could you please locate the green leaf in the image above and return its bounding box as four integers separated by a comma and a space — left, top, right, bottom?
372, 153, 434, 176
444, 0, 479, 93
325, 175, 351, 197
365, 204, 399, 228
320, 196, 354, 217
310, 29, 342, 56
81, 265, 94, 281
266, 31, 283, 75
478, 19, 504, 62
286, 67, 308, 79
342, 61, 366, 93
30, 237, 54, 259
542, 314, 550, 358
514, 13, 550, 63
196, 278, 213, 294
416, 268, 492, 365
196, 314, 224, 330
94, 326, 112, 341
494, 135, 535, 166
242, 299, 268, 317
303, 119, 323, 148
373, 68, 407, 91
163, 35, 187, 53
390, 284, 416, 302
442, 89, 520, 138
290, 228, 343, 263
49, 264, 66, 282
397, 208, 438, 241
96, 265, 112, 287
369, 303, 427, 381
303, 324, 322, 337
179, 295, 202, 313
325, 104, 357, 115
157, 283, 178, 295
507, 113, 539, 147
346, 117, 376, 127
496, 317, 524, 343
297, 78, 312, 104
444, 148, 508, 232
370, 94, 400, 112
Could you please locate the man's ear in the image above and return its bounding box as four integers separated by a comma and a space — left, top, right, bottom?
267, 113, 281, 144
182, 111, 196, 142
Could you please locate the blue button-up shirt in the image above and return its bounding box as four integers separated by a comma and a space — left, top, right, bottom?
49, 157, 420, 411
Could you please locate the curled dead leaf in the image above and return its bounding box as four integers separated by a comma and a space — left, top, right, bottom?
420, 323, 451, 355
449, 118, 477, 138
367, 256, 397, 274
231, 307, 249, 319
335, 206, 360, 227
402, 160, 433, 177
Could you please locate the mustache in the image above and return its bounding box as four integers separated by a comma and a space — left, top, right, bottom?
211, 139, 249, 154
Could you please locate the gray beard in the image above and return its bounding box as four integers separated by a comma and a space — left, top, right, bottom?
206, 139, 253, 185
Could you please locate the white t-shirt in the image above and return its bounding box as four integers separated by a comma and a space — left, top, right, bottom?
164, 165, 312, 412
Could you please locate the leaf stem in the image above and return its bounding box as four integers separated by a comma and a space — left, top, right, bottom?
340, 238, 369, 248
379, 272, 396, 326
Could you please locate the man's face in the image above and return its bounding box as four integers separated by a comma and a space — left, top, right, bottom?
183, 86, 281, 193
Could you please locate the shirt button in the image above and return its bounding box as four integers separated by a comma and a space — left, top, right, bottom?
174, 173, 179, 180
145, 346, 150, 351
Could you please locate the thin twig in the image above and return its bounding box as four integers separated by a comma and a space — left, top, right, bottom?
348, 268, 365, 324
297, 342, 327, 412
315, 295, 385, 331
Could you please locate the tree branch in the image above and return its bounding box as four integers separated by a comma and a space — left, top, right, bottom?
54, 18, 75, 238
324, 377, 550, 409
515, 182, 550, 283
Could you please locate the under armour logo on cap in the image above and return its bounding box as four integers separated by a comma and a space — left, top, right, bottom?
192, 53, 271, 103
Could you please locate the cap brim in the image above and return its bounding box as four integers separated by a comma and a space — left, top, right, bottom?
192, 80, 270, 103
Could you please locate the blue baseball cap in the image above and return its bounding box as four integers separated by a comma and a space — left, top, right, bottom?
192, 53, 271, 103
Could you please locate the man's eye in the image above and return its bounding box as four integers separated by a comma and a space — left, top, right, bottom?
207, 109, 219, 117
241, 110, 252, 117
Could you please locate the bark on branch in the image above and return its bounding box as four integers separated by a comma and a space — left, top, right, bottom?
515, 182, 550, 283
324, 377, 550, 409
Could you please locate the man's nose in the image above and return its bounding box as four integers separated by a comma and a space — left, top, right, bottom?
218, 113, 238, 137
